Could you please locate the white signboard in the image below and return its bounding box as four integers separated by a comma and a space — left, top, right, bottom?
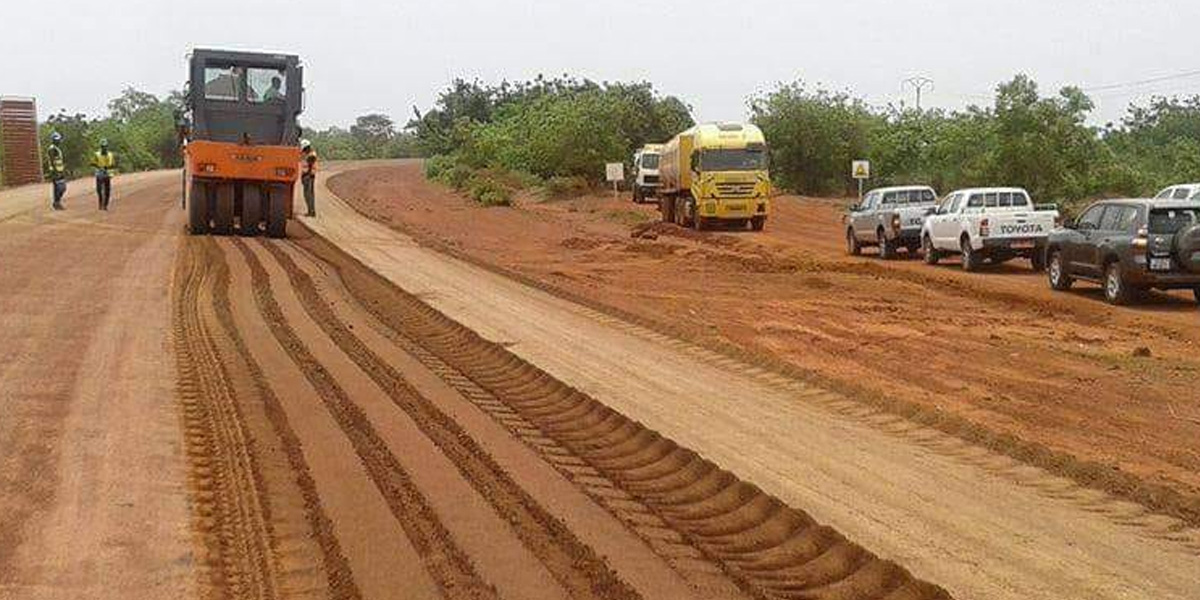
605, 162, 625, 183
852, 160, 871, 180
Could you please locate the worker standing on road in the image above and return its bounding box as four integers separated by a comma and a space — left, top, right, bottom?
91, 139, 117, 211
46, 132, 68, 210
300, 139, 318, 217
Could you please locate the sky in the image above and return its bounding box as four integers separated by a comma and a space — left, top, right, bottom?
3, 0, 1199, 129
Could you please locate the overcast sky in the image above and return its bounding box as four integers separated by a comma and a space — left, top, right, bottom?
3, 0, 1199, 129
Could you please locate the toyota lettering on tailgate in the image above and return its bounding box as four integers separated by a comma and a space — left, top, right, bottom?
998, 223, 1044, 235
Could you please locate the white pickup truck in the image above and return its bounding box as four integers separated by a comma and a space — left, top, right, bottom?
920, 187, 1059, 271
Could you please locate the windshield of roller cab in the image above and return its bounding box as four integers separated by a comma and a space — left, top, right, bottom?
701, 148, 767, 171
641, 154, 660, 169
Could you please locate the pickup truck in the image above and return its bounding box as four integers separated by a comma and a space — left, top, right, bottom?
1154, 183, 1200, 201
920, 187, 1058, 271
1046, 198, 1200, 305
845, 185, 938, 259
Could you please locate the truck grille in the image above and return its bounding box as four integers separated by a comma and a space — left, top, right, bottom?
643, 175, 659, 184
716, 182, 756, 198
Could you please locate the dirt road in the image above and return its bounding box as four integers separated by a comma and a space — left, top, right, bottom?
0, 172, 196, 599
322, 161, 1200, 600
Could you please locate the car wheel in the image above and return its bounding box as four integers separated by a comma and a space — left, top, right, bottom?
847, 228, 862, 256
878, 229, 896, 260
961, 237, 980, 272
1030, 249, 1047, 272
1104, 262, 1135, 305
922, 235, 940, 265
1048, 250, 1073, 291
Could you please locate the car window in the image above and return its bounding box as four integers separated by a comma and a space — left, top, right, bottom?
882, 192, 898, 205
1148, 208, 1200, 234
967, 194, 984, 208
949, 194, 965, 213
1172, 187, 1191, 200
919, 189, 936, 203
1099, 206, 1125, 231
984, 192, 999, 207
1011, 192, 1030, 208
1078, 204, 1107, 230
1114, 206, 1140, 232
1155, 188, 1175, 199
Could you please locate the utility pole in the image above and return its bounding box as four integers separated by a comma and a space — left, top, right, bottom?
901, 77, 935, 111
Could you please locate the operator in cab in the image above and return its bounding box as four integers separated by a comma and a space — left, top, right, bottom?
91, 138, 117, 211
300, 139, 318, 217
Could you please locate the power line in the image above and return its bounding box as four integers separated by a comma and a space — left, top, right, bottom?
1081, 68, 1200, 92
901, 76, 935, 111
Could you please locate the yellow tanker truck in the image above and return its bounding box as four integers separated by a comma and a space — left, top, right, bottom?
658, 123, 771, 231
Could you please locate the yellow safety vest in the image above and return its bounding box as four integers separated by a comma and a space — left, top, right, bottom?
47, 146, 66, 176
92, 150, 116, 171
302, 150, 318, 176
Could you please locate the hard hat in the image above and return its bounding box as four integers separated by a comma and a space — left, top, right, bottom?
50, 131, 63, 142
299, 138, 312, 150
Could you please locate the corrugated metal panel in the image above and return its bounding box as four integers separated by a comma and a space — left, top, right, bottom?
1, 96, 43, 186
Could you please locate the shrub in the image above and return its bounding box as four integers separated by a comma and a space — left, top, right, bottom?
542, 175, 591, 199
467, 174, 514, 207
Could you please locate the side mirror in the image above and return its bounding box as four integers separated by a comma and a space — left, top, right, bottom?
848, 204, 861, 212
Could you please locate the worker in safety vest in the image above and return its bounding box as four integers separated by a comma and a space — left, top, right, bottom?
300, 139, 318, 217
46, 132, 68, 210
91, 138, 117, 210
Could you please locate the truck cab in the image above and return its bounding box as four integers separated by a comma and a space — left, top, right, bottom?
631, 144, 664, 204
183, 48, 304, 238
658, 123, 772, 231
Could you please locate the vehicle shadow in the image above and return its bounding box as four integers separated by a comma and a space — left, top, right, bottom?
1059, 285, 1199, 313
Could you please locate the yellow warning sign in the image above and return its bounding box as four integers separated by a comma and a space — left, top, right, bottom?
852, 160, 871, 179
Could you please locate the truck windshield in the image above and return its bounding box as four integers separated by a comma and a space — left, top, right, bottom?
248, 68, 287, 103
641, 154, 660, 169
702, 149, 767, 171
1148, 208, 1199, 234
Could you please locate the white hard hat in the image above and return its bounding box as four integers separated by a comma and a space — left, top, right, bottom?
299, 138, 312, 149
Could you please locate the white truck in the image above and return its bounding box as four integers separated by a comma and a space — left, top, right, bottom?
846, 185, 938, 259
631, 143, 664, 204
920, 187, 1058, 271
1154, 183, 1200, 200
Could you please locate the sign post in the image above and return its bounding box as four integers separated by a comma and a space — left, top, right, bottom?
851, 160, 871, 203
605, 162, 625, 199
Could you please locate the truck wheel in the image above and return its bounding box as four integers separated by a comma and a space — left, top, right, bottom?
212, 183, 235, 235
1030, 248, 1047, 272
265, 186, 288, 239
187, 182, 210, 235
240, 185, 263, 236
1104, 262, 1135, 305
750, 216, 765, 231
1047, 249, 1073, 291
633, 187, 642, 204
846, 228, 862, 256
878, 229, 896, 260
961, 237, 981, 272
922, 235, 939, 265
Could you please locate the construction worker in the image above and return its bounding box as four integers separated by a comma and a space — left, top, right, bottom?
91, 138, 117, 210
262, 76, 284, 102
300, 139, 317, 217
46, 132, 67, 210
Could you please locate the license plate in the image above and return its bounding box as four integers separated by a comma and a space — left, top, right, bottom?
1150, 257, 1172, 271
1011, 240, 1035, 249
725, 203, 746, 211
907, 218, 924, 226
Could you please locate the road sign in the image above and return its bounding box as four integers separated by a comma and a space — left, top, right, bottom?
606, 162, 625, 182
852, 160, 871, 180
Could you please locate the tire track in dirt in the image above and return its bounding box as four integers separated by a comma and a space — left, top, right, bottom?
230, 237, 506, 600
172, 234, 278, 599
291, 231, 953, 600
258, 239, 643, 600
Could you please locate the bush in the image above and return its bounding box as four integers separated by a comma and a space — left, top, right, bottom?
466, 173, 514, 207
542, 175, 591, 199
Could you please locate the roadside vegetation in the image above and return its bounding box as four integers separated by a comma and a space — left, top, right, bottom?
751, 75, 1200, 212
411, 77, 694, 204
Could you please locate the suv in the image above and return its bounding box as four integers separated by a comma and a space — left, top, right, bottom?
1046, 199, 1200, 305
921, 187, 1058, 271
845, 185, 938, 259
1154, 183, 1200, 201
